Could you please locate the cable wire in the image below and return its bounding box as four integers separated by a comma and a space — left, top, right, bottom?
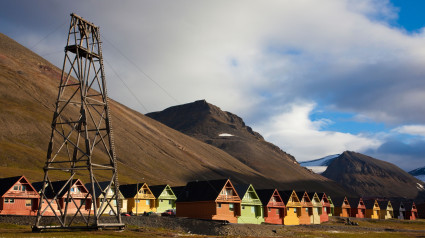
103, 58, 150, 113
29, 20, 68, 51
102, 35, 180, 106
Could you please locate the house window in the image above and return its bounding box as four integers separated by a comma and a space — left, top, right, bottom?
276, 209, 280, 215
160, 199, 163, 202
71, 187, 75, 192
168, 200, 172, 205
7, 198, 15, 203
217, 203, 221, 208
294, 208, 297, 213
4, 198, 9, 203
26, 199, 32, 207
13, 185, 19, 191
22, 186, 26, 191
146, 200, 150, 205
306, 208, 308, 212
113, 200, 117, 206
136, 200, 140, 203
268, 208, 271, 212
242, 206, 245, 210
229, 203, 234, 211
251, 206, 255, 213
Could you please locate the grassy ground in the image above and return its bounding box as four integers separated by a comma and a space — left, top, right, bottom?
0, 219, 424, 237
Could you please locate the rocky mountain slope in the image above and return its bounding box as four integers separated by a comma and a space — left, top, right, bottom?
322, 151, 425, 200
146, 100, 349, 194
0, 33, 349, 196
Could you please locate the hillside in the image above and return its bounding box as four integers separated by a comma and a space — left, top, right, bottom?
0, 32, 350, 196
0, 33, 265, 186
322, 151, 425, 200
146, 100, 350, 194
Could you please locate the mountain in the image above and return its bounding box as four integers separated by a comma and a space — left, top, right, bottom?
0, 33, 349, 196
322, 151, 425, 200
300, 154, 339, 174
146, 100, 350, 195
409, 167, 425, 182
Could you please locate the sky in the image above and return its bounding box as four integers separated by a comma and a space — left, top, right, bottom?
1, 0, 425, 171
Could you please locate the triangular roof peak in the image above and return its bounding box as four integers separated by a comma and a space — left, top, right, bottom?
0, 175, 38, 196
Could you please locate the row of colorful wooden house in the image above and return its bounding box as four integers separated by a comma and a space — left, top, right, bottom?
0, 176, 422, 225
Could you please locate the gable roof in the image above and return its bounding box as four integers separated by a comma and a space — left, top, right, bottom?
347, 197, 362, 208
279, 190, 300, 205
32, 179, 88, 198
296, 191, 312, 204
234, 184, 250, 199
363, 199, 377, 209
377, 200, 390, 210
149, 184, 175, 199
256, 189, 277, 206
176, 179, 236, 202
332, 196, 350, 207
170, 186, 186, 198
119, 183, 154, 199
0, 176, 23, 196
84, 181, 121, 198
0, 175, 39, 197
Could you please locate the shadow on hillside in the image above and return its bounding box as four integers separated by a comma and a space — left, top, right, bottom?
179, 166, 353, 197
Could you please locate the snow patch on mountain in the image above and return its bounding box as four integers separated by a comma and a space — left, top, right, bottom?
219, 133, 234, 137
300, 154, 340, 174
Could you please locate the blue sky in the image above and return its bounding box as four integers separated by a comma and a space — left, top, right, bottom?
1, 0, 425, 171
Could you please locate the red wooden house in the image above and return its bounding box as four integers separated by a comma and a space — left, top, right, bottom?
176, 179, 241, 223
33, 179, 91, 216
256, 189, 286, 225
347, 197, 365, 218
317, 192, 330, 222
0, 176, 39, 216
404, 201, 418, 220
333, 196, 351, 217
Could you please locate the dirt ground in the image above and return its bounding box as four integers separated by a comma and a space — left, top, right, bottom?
0, 215, 424, 237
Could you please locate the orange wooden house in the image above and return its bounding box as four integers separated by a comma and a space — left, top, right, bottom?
348, 197, 365, 218
176, 179, 241, 223
317, 192, 330, 222
32, 179, 91, 216
0, 176, 39, 216
296, 191, 312, 225
333, 196, 351, 217
256, 189, 285, 225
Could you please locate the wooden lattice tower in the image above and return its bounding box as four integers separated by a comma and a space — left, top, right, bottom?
33, 13, 124, 231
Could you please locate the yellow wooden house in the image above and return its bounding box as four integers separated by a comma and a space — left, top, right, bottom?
364, 199, 380, 219
378, 200, 393, 219
280, 190, 302, 225
119, 183, 156, 214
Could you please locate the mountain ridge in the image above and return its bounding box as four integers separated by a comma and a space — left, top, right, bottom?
0, 33, 348, 196
322, 151, 425, 200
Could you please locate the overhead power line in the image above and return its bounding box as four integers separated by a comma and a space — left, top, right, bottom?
102, 35, 181, 106
103, 58, 150, 113
29, 20, 67, 51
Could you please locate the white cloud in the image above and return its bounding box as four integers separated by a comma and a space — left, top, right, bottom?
392, 125, 425, 137
257, 102, 382, 162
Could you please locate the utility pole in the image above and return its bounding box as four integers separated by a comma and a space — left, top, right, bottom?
33, 13, 124, 231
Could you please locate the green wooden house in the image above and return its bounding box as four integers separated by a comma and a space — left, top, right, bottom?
149, 185, 177, 213
235, 184, 264, 224
327, 195, 335, 216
